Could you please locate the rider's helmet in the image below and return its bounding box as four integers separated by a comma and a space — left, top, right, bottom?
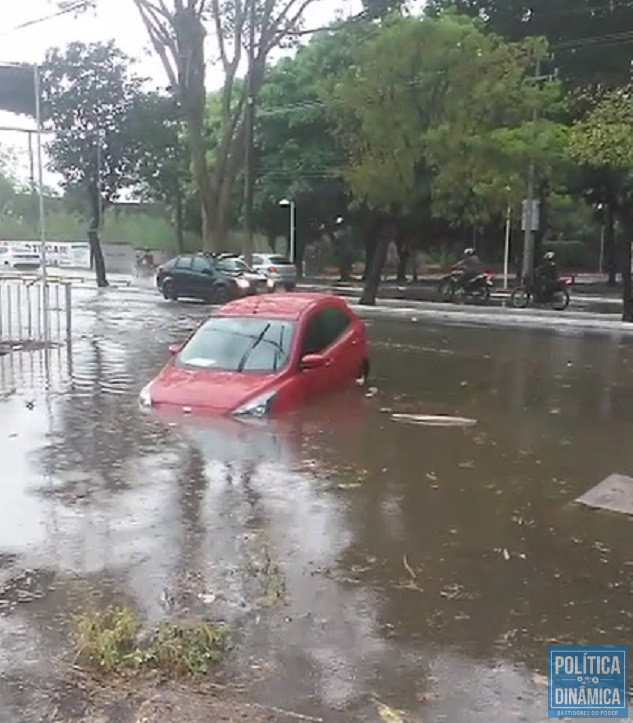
543, 251, 555, 262
463, 248, 475, 257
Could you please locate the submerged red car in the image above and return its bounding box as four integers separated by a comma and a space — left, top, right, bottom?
140, 293, 369, 417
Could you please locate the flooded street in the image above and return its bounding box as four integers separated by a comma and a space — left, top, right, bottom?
0, 285, 632, 722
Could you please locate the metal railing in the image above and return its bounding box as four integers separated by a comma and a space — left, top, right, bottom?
0, 278, 72, 344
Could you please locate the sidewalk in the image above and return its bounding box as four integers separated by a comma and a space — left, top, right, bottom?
297, 278, 623, 310
348, 298, 633, 335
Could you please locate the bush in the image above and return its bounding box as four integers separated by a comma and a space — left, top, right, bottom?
74, 606, 229, 677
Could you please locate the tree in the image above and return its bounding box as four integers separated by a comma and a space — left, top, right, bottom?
425, 0, 633, 88
253, 32, 352, 273
130, 93, 191, 252
427, 1, 633, 284
41, 42, 148, 286
324, 14, 560, 304
0, 148, 19, 221
568, 90, 633, 321
127, 0, 320, 253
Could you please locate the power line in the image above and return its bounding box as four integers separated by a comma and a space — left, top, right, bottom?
0, 1, 90, 38
553, 29, 633, 50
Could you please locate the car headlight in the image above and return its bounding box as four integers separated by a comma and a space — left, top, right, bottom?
232, 390, 276, 418
236, 278, 250, 290
139, 382, 153, 407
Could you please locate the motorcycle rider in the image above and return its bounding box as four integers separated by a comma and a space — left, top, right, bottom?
455, 248, 482, 290
534, 251, 559, 300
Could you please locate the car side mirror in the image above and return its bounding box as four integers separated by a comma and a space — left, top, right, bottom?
168, 343, 182, 355
299, 353, 327, 370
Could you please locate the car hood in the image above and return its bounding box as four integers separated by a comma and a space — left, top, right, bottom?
150, 363, 275, 412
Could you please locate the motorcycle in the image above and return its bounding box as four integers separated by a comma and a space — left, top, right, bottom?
134, 255, 156, 278
510, 276, 571, 311
438, 269, 494, 303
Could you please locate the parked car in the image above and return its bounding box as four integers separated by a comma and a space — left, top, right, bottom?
155, 253, 258, 303
140, 293, 370, 416
248, 253, 297, 290
213, 253, 272, 293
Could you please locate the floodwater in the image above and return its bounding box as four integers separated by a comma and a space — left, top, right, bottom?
0, 285, 632, 722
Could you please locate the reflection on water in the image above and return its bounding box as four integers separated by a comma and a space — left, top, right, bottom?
0, 287, 631, 721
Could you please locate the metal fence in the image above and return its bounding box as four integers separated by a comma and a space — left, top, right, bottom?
0, 278, 72, 344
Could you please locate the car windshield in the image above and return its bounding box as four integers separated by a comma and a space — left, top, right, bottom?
176, 316, 295, 372
217, 257, 250, 273
267, 256, 292, 265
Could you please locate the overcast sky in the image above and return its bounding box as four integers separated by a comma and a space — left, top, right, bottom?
0, 0, 359, 184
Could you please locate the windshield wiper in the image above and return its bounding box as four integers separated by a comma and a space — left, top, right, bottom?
237, 322, 272, 372
273, 324, 285, 371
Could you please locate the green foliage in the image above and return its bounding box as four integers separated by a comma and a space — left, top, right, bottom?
74, 606, 229, 677
40, 42, 148, 221
425, 0, 633, 88
130, 93, 190, 209
324, 14, 565, 223
568, 91, 633, 172
75, 606, 139, 673
568, 89, 633, 218
148, 620, 230, 676
254, 32, 351, 243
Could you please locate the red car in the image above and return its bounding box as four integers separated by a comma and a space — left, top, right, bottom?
140, 293, 369, 417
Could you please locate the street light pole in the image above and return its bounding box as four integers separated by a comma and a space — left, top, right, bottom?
289, 200, 296, 265
279, 198, 296, 264
503, 202, 512, 291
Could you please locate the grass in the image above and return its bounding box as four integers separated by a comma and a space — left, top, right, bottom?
74, 606, 230, 677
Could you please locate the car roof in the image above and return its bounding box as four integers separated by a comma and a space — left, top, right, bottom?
215, 292, 348, 321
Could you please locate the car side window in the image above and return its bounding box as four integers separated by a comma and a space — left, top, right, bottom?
301, 306, 351, 356
191, 256, 212, 273
175, 256, 192, 270
253, 255, 263, 265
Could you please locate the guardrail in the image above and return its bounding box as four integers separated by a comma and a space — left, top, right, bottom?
0, 278, 72, 344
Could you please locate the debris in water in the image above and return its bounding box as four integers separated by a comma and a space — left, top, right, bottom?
502, 549, 511, 561
576, 474, 633, 516
337, 482, 362, 490
375, 700, 406, 723
365, 386, 378, 398
391, 413, 476, 428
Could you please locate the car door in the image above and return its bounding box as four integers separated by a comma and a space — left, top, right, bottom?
297, 304, 358, 399
171, 255, 193, 296
190, 256, 216, 299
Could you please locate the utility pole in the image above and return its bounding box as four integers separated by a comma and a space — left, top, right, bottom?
243, 0, 256, 267
521, 58, 541, 282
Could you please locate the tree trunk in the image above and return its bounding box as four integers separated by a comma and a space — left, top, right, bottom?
396, 238, 408, 283
619, 211, 633, 322
174, 187, 184, 253
360, 227, 390, 306
329, 230, 352, 281
88, 230, 108, 288
362, 232, 377, 282
605, 201, 617, 286
88, 184, 108, 287
189, 134, 218, 251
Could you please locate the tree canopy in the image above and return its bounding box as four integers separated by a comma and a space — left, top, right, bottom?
41, 41, 150, 285
568, 89, 633, 319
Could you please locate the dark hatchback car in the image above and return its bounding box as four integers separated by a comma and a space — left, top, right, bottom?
156, 254, 258, 303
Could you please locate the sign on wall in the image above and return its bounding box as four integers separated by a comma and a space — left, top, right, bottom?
0, 240, 91, 269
